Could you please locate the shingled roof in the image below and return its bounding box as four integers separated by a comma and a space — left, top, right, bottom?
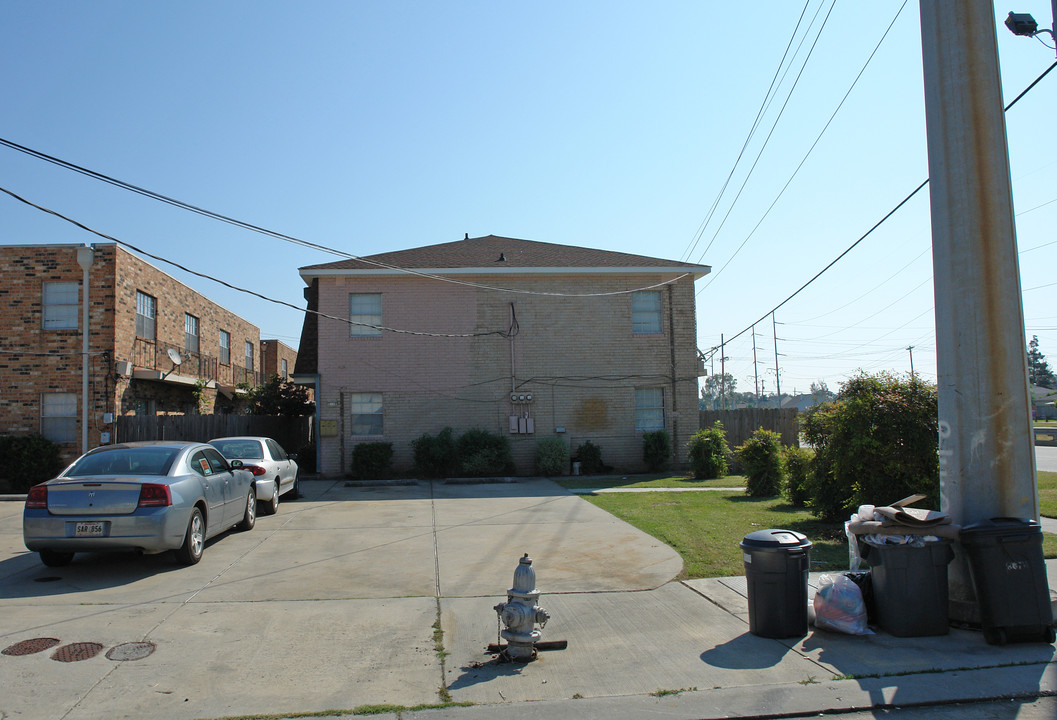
300, 235, 710, 277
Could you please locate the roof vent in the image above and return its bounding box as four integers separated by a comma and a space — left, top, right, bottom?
464, 233, 469, 240
497, 253, 506, 262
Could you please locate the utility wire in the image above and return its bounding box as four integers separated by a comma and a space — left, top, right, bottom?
680, 0, 815, 262
715, 58, 1057, 349
0, 137, 690, 299
0, 186, 515, 340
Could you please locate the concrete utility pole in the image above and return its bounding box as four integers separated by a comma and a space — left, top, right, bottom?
76, 245, 94, 455
919, 1, 1039, 621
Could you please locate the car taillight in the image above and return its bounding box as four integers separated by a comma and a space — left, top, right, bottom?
25, 485, 48, 509
244, 464, 267, 476
137, 483, 172, 508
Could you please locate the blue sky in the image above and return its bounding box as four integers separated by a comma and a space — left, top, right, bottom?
2, 2, 1056, 397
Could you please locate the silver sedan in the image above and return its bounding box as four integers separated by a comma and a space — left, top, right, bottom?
208, 436, 299, 515
22, 441, 256, 567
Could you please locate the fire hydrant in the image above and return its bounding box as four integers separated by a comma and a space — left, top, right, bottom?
494, 553, 549, 661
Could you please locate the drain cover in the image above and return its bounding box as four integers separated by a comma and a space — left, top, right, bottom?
3, 638, 61, 656
51, 642, 104, 662
106, 642, 156, 661
34, 576, 62, 583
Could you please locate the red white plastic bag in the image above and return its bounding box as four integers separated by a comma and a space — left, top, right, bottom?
813, 573, 872, 635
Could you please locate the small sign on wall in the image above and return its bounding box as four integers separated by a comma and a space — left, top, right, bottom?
320, 419, 338, 437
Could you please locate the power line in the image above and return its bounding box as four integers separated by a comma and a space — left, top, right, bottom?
0, 137, 691, 299
714, 59, 1057, 350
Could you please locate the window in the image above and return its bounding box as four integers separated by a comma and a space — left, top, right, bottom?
349, 293, 382, 337
281, 358, 288, 378
184, 314, 199, 353
245, 341, 254, 369
635, 387, 665, 432
42, 281, 79, 330
632, 291, 662, 334
41, 392, 77, 443
219, 330, 230, 364
350, 392, 383, 436
136, 291, 156, 339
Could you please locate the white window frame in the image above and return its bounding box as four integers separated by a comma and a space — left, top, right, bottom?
635, 387, 665, 432
245, 341, 254, 370
350, 392, 383, 436
281, 358, 288, 378
632, 291, 662, 334
42, 281, 80, 330
184, 313, 199, 353
349, 293, 382, 337
136, 291, 156, 339
219, 330, 231, 364
41, 392, 78, 443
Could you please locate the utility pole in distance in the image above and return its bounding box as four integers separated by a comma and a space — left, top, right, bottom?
919, 0, 1038, 622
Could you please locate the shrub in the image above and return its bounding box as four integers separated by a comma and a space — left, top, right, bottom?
0, 434, 65, 492
573, 440, 605, 474
642, 430, 671, 472
687, 421, 729, 479
456, 428, 514, 477
535, 437, 569, 476
736, 428, 784, 497
351, 442, 393, 480
412, 427, 456, 478
801, 371, 939, 521
782, 445, 812, 507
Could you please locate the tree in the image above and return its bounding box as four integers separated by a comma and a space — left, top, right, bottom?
1028, 336, 1056, 389
800, 371, 938, 520
246, 374, 315, 416
810, 380, 836, 404
701, 373, 737, 409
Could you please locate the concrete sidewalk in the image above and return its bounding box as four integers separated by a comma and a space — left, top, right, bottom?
1, 477, 1054, 720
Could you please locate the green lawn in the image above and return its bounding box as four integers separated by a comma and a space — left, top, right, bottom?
1040, 471, 1056, 518
553, 473, 742, 490
563, 474, 1057, 580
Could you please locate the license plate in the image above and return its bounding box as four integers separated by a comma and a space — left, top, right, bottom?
74, 522, 107, 537
1038, 434, 1054, 443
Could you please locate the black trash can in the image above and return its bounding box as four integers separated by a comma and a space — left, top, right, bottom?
862, 537, 954, 637
740, 529, 812, 638
960, 517, 1055, 645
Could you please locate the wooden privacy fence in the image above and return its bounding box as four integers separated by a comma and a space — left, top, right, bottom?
114, 414, 312, 453
698, 408, 799, 448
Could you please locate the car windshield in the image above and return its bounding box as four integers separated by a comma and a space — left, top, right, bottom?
210, 440, 264, 460
67, 447, 180, 477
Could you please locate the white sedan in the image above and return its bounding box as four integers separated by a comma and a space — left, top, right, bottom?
208, 437, 299, 515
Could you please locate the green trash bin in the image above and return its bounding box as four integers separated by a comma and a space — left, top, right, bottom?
740, 529, 812, 638
862, 537, 954, 637
960, 518, 1055, 645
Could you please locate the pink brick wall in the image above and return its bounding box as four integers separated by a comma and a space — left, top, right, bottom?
313, 272, 700, 476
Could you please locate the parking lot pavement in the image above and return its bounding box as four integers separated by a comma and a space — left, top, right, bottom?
0, 478, 684, 720
2, 478, 1054, 720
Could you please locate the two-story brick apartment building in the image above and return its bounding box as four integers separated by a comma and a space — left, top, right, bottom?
0, 243, 265, 463
293, 235, 709, 477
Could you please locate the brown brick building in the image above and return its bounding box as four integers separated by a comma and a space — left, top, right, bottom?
0, 243, 269, 462
294, 235, 709, 476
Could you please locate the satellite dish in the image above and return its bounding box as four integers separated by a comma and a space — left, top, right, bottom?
167, 348, 183, 366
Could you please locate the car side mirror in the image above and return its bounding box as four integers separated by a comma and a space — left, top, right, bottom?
229, 459, 244, 469
288, 453, 298, 461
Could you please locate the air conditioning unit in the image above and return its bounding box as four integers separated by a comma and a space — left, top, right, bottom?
115, 361, 133, 376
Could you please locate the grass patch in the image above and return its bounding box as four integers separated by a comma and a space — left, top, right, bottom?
1040, 471, 1057, 519
581, 490, 848, 579
579, 483, 1057, 579
552, 473, 744, 491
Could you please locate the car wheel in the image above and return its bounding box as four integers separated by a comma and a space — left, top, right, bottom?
238, 489, 256, 531
261, 481, 279, 515
40, 549, 74, 567
176, 507, 205, 565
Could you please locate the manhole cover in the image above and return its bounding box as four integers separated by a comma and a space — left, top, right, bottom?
51, 642, 104, 662
34, 576, 62, 583
106, 642, 156, 661
3, 638, 61, 656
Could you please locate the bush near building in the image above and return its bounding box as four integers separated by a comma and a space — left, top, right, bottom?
801, 371, 938, 521
736, 428, 784, 497
0, 434, 64, 492
687, 421, 730, 479
642, 430, 671, 472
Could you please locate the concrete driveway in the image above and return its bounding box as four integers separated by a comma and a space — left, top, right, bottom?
0, 478, 680, 720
